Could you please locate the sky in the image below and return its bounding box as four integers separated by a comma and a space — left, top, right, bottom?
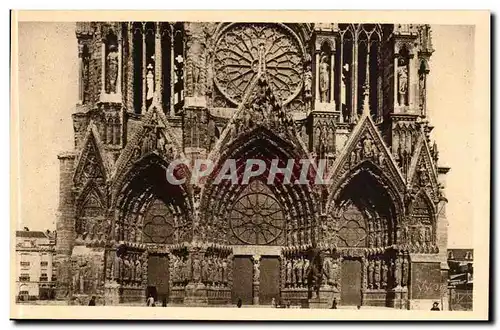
16, 22, 475, 248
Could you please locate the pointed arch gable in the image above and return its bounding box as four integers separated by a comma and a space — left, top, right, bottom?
112, 103, 187, 197
326, 113, 406, 207
73, 122, 109, 189
208, 73, 314, 170
407, 132, 439, 196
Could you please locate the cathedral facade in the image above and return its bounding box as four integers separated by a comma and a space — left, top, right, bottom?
55, 21, 450, 309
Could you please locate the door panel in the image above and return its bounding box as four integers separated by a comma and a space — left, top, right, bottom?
231, 256, 253, 305
341, 259, 362, 306
259, 257, 280, 305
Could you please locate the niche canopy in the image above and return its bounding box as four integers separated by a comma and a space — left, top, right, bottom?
213, 23, 304, 106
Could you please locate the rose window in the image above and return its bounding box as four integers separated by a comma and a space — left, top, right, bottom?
229, 181, 284, 245
213, 23, 304, 106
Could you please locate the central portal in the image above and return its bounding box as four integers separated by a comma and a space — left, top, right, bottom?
341, 259, 362, 306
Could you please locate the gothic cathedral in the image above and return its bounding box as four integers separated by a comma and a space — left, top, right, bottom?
56, 22, 450, 309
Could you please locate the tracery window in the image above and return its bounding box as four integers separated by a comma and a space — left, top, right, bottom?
213, 23, 304, 106
229, 180, 285, 245
337, 202, 368, 247
142, 199, 175, 244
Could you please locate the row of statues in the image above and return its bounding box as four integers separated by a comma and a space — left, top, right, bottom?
283, 256, 337, 289
350, 136, 385, 168
365, 255, 410, 290
171, 254, 231, 287
366, 258, 389, 289
72, 260, 101, 294
367, 221, 390, 248
76, 219, 110, 242
112, 253, 144, 284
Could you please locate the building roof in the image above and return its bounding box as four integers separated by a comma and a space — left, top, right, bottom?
16, 231, 48, 239
447, 248, 473, 261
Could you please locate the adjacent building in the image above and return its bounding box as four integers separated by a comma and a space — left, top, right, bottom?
15, 229, 56, 301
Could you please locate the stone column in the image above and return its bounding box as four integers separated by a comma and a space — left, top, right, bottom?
351, 34, 358, 122
141, 23, 147, 113
154, 22, 163, 106
100, 41, 106, 97
330, 50, 335, 106
117, 36, 123, 98
169, 25, 176, 116
393, 55, 399, 112
77, 44, 84, 104
315, 50, 320, 104
55, 152, 76, 300
127, 22, 134, 113
252, 255, 261, 305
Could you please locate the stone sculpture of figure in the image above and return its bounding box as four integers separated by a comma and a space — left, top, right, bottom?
123, 255, 131, 282
113, 253, 122, 281
418, 226, 426, 248
222, 258, 228, 285
401, 255, 409, 287
397, 57, 408, 106
190, 42, 204, 96
285, 259, 293, 287
253, 258, 260, 283
368, 222, 374, 247
113, 223, 120, 242
381, 261, 388, 289
106, 43, 119, 94
79, 266, 86, 293
374, 259, 381, 289
355, 144, 363, 164
192, 255, 202, 283
319, 54, 330, 102
135, 258, 142, 283
296, 257, 305, 287
304, 64, 313, 101
424, 227, 432, 246
218, 258, 224, 286
350, 150, 357, 167
394, 257, 402, 288
362, 138, 373, 159
129, 255, 136, 283
129, 226, 136, 243
303, 258, 310, 286
367, 259, 374, 289
146, 64, 155, 100
171, 256, 179, 284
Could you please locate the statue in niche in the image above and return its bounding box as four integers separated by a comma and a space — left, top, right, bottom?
401, 255, 409, 287
217, 258, 224, 286
419, 226, 426, 246
190, 41, 204, 96
304, 63, 313, 104
374, 259, 381, 289
362, 137, 373, 159
368, 222, 374, 247
201, 256, 208, 283
106, 42, 119, 94
425, 227, 432, 246
129, 226, 136, 243
303, 258, 310, 286
123, 255, 131, 282
367, 259, 374, 289
222, 258, 228, 285
135, 258, 142, 282
130, 255, 136, 283
113, 223, 120, 241
146, 63, 154, 101
394, 257, 402, 288
285, 259, 292, 287
397, 57, 408, 106
192, 255, 201, 283
171, 257, 179, 283
253, 258, 260, 283
381, 261, 388, 289
319, 54, 330, 103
